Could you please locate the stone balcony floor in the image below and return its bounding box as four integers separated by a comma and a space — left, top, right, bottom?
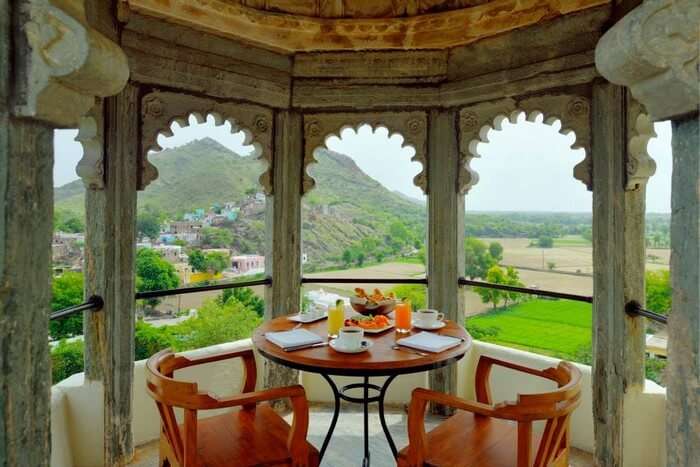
129, 404, 593, 466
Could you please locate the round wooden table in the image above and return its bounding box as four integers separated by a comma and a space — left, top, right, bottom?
253, 314, 472, 466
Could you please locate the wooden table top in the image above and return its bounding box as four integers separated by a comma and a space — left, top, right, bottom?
253, 313, 472, 377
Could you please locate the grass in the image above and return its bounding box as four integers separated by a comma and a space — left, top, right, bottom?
466, 299, 592, 359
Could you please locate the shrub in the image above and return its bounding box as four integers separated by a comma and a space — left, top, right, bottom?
51, 340, 85, 384
135, 320, 175, 360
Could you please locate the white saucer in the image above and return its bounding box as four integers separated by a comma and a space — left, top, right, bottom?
413, 321, 446, 331
329, 338, 372, 354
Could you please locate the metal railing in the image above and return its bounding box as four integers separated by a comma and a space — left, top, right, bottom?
458, 277, 593, 303
50, 276, 668, 326
301, 277, 428, 285
625, 300, 668, 325
49, 295, 104, 320
134, 277, 272, 300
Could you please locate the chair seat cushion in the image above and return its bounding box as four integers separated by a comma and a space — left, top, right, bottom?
398, 410, 541, 467
182, 404, 319, 467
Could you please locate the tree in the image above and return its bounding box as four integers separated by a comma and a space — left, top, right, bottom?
51, 340, 84, 384
646, 269, 671, 314
356, 251, 366, 267
537, 236, 554, 248
54, 209, 85, 233
50, 272, 85, 340
188, 249, 206, 272
476, 265, 507, 309
134, 320, 175, 360
503, 266, 524, 306
488, 242, 504, 262
201, 227, 233, 248
219, 287, 264, 317
136, 248, 180, 308
464, 237, 496, 279
547, 261, 556, 271
137, 209, 162, 240
342, 249, 353, 267
204, 251, 230, 274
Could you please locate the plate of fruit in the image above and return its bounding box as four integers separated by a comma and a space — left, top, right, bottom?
350, 288, 397, 316
344, 314, 394, 334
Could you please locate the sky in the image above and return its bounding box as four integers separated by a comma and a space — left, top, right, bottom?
53, 116, 673, 213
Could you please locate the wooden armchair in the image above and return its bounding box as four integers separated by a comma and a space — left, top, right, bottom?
146, 348, 320, 467
397, 356, 582, 467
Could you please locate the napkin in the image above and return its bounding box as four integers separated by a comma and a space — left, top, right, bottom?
265, 329, 323, 349
397, 332, 461, 353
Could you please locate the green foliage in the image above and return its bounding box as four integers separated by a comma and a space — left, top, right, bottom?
466, 299, 592, 358
51, 340, 84, 384
136, 248, 180, 307
219, 287, 264, 317
488, 242, 503, 262
54, 209, 84, 233
388, 285, 426, 310
537, 236, 554, 248
50, 272, 85, 339
188, 249, 206, 272
134, 320, 175, 360
547, 261, 556, 271
645, 358, 667, 385
200, 227, 233, 248
203, 251, 230, 274
170, 297, 262, 350
137, 207, 163, 240
475, 266, 524, 309
646, 269, 671, 314
464, 237, 497, 279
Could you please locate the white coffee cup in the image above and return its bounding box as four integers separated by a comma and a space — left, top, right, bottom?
415, 309, 444, 327
337, 326, 364, 350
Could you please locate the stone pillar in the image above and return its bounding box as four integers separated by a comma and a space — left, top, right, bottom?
427, 109, 465, 413
596, 2, 699, 465
0, 118, 54, 467
1, 1, 128, 465
667, 116, 699, 465
590, 83, 648, 467
264, 110, 303, 389
83, 83, 140, 466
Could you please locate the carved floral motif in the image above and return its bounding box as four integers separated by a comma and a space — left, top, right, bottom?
302, 112, 428, 194
15, 0, 128, 126
140, 91, 274, 193
458, 94, 592, 193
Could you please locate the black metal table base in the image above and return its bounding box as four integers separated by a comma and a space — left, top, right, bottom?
318, 373, 398, 466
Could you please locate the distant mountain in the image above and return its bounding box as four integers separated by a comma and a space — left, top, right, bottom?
54, 138, 425, 263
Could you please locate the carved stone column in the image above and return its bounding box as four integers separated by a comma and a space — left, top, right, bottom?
596, 2, 699, 466
264, 110, 304, 392
0, 1, 128, 465
427, 109, 464, 413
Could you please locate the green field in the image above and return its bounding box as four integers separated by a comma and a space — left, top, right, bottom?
552, 235, 592, 247
466, 299, 592, 359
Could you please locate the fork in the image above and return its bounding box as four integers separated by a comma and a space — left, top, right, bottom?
391, 344, 428, 357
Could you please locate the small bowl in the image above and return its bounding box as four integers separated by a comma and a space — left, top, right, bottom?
350, 296, 397, 316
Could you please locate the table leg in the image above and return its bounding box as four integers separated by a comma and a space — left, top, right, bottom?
319, 373, 341, 462
363, 376, 370, 467
378, 374, 399, 458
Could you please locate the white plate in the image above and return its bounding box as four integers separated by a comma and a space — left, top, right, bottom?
413, 321, 446, 331
288, 313, 327, 324
329, 338, 373, 354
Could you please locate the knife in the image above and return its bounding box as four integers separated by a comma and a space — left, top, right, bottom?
284, 342, 329, 352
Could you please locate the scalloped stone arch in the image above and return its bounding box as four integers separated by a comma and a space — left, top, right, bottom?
302, 112, 428, 194
140, 91, 274, 193
458, 94, 592, 193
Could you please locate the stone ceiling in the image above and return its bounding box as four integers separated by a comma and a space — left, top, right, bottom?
122, 0, 610, 53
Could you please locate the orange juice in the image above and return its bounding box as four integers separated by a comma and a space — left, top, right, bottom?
395, 300, 412, 333
327, 301, 345, 338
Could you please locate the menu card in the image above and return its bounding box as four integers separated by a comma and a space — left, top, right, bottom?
397, 332, 461, 353
265, 329, 323, 350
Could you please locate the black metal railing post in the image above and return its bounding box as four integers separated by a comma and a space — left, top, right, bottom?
625, 300, 668, 325
50, 295, 104, 320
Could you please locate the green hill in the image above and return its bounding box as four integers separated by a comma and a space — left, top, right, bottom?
55, 138, 426, 265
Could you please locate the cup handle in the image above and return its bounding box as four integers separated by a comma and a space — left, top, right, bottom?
437, 312, 445, 321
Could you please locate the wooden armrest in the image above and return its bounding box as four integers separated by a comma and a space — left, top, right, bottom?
475, 355, 549, 404
404, 388, 498, 466
209, 385, 312, 465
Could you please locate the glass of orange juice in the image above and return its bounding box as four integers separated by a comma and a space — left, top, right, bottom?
394, 299, 412, 333
327, 299, 345, 338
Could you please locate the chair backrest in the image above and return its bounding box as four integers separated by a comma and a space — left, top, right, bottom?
145, 349, 215, 466
475, 356, 583, 467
